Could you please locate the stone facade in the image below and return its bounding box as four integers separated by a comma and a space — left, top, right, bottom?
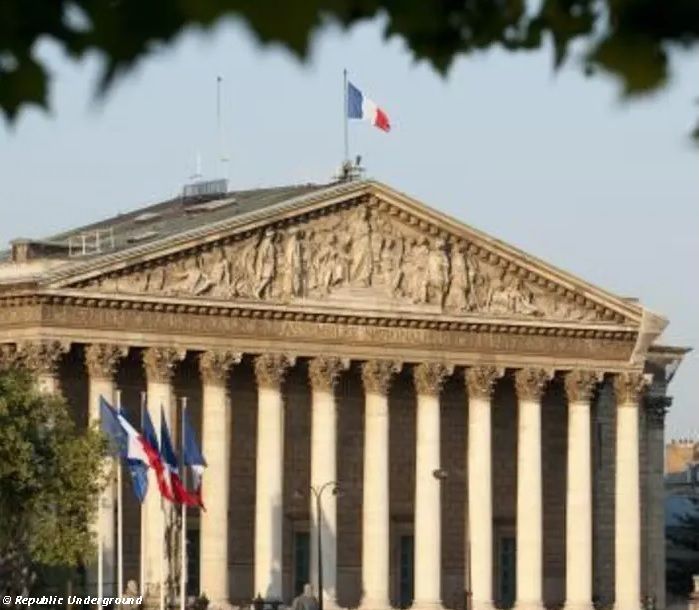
0, 179, 688, 610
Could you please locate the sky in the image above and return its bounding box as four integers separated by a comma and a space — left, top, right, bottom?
1, 17, 697, 436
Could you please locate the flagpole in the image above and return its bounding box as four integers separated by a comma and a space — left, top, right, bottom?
180, 397, 188, 610
140, 391, 147, 598
160, 494, 165, 610
160, 404, 166, 610
343, 68, 349, 165
97, 406, 104, 601
116, 390, 124, 599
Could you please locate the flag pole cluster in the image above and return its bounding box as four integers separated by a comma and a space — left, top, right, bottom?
100, 396, 206, 507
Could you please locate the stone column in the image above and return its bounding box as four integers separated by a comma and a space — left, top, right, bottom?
513, 368, 552, 610
308, 357, 348, 607
18, 340, 68, 394
613, 373, 647, 610
142, 347, 185, 605
199, 351, 241, 609
465, 366, 504, 610
254, 353, 294, 600
85, 343, 128, 597
563, 370, 601, 610
360, 360, 401, 610
412, 362, 452, 610
645, 395, 671, 610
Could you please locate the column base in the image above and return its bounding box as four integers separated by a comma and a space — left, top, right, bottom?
563, 602, 595, 610
141, 584, 161, 610
514, 600, 545, 610
410, 600, 443, 610
358, 597, 393, 610
612, 603, 643, 610
471, 600, 496, 610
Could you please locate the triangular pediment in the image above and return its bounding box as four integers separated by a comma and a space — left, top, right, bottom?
49, 182, 643, 327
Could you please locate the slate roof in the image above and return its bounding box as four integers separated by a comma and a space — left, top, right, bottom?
45, 182, 329, 256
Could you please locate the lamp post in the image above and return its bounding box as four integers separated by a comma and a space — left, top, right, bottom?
310, 481, 339, 610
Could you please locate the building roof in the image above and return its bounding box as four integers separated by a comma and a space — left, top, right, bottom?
42, 182, 330, 256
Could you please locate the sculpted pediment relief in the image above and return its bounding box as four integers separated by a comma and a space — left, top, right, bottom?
74, 197, 627, 324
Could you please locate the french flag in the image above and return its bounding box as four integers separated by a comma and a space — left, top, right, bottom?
160, 408, 198, 506
99, 397, 149, 502
183, 411, 207, 509
347, 81, 391, 132
142, 407, 176, 503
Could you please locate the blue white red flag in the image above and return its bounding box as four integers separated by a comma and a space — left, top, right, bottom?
99, 396, 149, 503
143, 407, 175, 503
347, 81, 391, 132
160, 408, 196, 506
183, 412, 207, 509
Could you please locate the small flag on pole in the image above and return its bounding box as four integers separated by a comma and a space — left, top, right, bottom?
142, 407, 175, 503
347, 81, 391, 132
99, 397, 149, 503
183, 412, 207, 509
160, 408, 197, 506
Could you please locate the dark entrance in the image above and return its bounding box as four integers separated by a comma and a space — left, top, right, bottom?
398, 535, 414, 608
294, 531, 310, 597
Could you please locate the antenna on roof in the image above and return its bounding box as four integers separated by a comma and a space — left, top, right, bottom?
216, 76, 230, 181
189, 151, 203, 181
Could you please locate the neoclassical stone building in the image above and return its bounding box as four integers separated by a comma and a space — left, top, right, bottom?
0, 180, 688, 610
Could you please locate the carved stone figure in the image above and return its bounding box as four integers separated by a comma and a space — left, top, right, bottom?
426, 238, 450, 306
348, 206, 373, 286
254, 229, 277, 298
281, 229, 303, 299
80, 199, 605, 322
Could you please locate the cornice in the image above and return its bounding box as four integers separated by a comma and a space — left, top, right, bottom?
0, 290, 638, 342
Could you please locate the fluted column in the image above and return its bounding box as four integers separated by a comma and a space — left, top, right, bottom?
465, 366, 504, 610
85, 343, 128, 597
513, 368, 552, 610
645, 395, 671, 610
563, 370, 601, 610
18, 340, 68, 394
360, 360, 401, 610
199, 351, 241, 609
412, 362, 452, 610
613, 372, 647, 610
141, 347, 185, 605
308, 357, 348, 606
254, 353, 294, 600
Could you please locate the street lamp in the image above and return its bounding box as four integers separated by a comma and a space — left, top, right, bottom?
310, 481, 339, 610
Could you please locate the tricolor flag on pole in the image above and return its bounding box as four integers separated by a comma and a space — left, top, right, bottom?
160, 408, 195, 506
99, 397, 149, 502
183, 411, 207, 509
347, 80, 391, 132
142, 407, 175, 503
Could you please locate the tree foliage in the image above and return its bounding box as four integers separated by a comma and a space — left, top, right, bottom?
0, 367, 107, 596
0, 0, 697, 123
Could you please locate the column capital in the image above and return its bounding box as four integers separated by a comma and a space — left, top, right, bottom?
613, 371, 649, 406
308, 357, 349, 392
142, 347, 185, 383
85, 344, 128, 381
254, 353, 295, 390
644, 395, 672, 427
514, 367, 554, 401
361, 360, 402, 395
413, 362, 454, 396
465, 366, 505, 400
17, 340, 70, 376
199, 350, 242, 386
563, 369, 604, 404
